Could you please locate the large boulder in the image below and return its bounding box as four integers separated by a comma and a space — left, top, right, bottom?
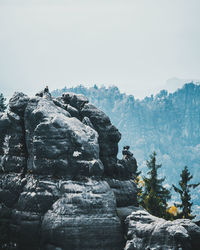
8, 92, 29, 117
24, 97, 100, 176
1, 176, 124, 250
41, 180, 124, 250
81, 103, 121, 175
124, 207, 200, 250
55, 94, 121, 176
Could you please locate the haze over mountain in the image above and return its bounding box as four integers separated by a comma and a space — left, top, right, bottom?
164, 77, 200, 93
1, 1, 200, 100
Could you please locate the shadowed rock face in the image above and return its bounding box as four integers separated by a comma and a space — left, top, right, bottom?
0, 91, 134, 250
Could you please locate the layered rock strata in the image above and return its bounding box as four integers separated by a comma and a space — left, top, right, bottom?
0, 91, 136, 250
55, 92, 121, 175
124, 207, 200, 250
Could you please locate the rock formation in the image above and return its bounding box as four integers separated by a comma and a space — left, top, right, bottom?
0, 90, 199, 250
124, 207, 200, 250
0, 91, 137, 250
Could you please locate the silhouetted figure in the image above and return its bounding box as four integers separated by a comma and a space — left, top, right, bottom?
117, 145, 138, 178
44, 86, 49, 93
35, 86, 51, 98
122, 145, 133, 159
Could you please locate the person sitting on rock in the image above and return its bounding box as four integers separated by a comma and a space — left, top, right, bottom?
117, 145, 138, 178
122, 145, 133, 159
36, 86, 51, 98
44, 86, 49, 93
43, 86, 52, 98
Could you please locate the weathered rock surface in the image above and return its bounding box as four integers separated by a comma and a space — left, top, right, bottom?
3, 177, 123, 250
1, 90, 199, 250
41, 180, 123, 250
0, 111, 27, 174
125, 207, 200, 250
106, 179, 137, 207
0, 91, 130, 250
25, 97, 99, 176
54, 93, 122, 176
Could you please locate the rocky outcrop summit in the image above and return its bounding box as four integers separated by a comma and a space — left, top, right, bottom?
0, 91, 137, 250
0, 90, 200, 250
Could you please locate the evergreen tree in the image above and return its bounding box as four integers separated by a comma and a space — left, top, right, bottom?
0, 93, 6, 112
173, 166, 200, 219
141, 152, 171, 218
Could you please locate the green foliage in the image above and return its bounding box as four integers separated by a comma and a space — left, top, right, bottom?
141, 152, 171, 218
134, 175, 143, 204
173, 166, 200, 220
0, 93, 6, 112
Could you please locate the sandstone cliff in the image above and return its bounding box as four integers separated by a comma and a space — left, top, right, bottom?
0, 91, 199, 250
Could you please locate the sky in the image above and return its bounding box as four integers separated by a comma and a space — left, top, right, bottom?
0, 0, 200, 99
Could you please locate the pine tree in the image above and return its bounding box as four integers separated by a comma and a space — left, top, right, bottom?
141, 152, 171, 218
0, 93, 6, 112
173, 166, 200, 219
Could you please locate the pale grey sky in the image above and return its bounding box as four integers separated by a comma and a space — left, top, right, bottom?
0, 0, 200, 99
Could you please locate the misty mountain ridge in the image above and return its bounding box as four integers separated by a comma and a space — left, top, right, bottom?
164, 77, 200, 93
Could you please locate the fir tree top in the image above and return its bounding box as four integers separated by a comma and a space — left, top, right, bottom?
173, 166, 200, 219
141, 151, 171, 218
